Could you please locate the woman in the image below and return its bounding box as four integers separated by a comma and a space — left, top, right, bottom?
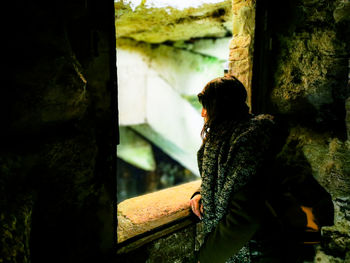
190, 75, 277, 263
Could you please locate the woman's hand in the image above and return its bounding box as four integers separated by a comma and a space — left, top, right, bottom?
190, 194, 203, 220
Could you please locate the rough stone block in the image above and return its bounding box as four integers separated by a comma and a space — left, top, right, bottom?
117, 224, 197, 263
320, 198, 350, 260
232, 2, 256, 35
314, 247, 347, 263
229, 47, 249, 61
232, 1, 251, 14
228, 59, 250, 75
144, 225, 197, 263
229, 35, 251, 49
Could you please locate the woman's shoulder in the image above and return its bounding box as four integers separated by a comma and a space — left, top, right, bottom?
249, 114, 275, 131
235, 114, 275, 131
229, 114, 275, 142
208, 114, 275, 143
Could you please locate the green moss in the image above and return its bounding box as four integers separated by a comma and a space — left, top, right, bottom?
115, 0, 232, 43
118, 127, 156, 171
279, 127, 350, 197
270, 0, 348, 126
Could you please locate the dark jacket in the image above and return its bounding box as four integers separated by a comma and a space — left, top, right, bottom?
196, 114, 276, 263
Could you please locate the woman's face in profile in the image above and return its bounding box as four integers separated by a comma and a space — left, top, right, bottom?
201, 108, 208, 122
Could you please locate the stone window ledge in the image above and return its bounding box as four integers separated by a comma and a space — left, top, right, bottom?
117, 180, 201, 253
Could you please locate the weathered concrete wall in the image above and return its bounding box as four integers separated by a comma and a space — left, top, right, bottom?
1, 1, 117, 263
266, 0, 350, 261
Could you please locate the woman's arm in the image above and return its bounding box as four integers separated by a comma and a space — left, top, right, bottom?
198, 186, 261, 263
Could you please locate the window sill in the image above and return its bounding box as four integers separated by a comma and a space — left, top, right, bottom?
117, 180, 201, 252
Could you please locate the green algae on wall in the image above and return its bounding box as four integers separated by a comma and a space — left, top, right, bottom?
115, 0, 232, 43
271, 30, 347, 115
280, 127, 350, 198
118, 127, 156, 171
270, 0, 349, 128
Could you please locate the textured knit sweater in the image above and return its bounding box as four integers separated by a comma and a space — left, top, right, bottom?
196, 114, 276, 263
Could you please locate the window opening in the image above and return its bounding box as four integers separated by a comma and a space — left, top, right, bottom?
115, 0, 233, 202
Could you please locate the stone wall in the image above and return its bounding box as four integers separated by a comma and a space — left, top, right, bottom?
118, 224, 197, 263
229, 0, 256, 107
265, 0, 350, 261
1, 1, 117, 263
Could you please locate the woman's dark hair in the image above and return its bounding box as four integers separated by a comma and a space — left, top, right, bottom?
198, 75, 250, 140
